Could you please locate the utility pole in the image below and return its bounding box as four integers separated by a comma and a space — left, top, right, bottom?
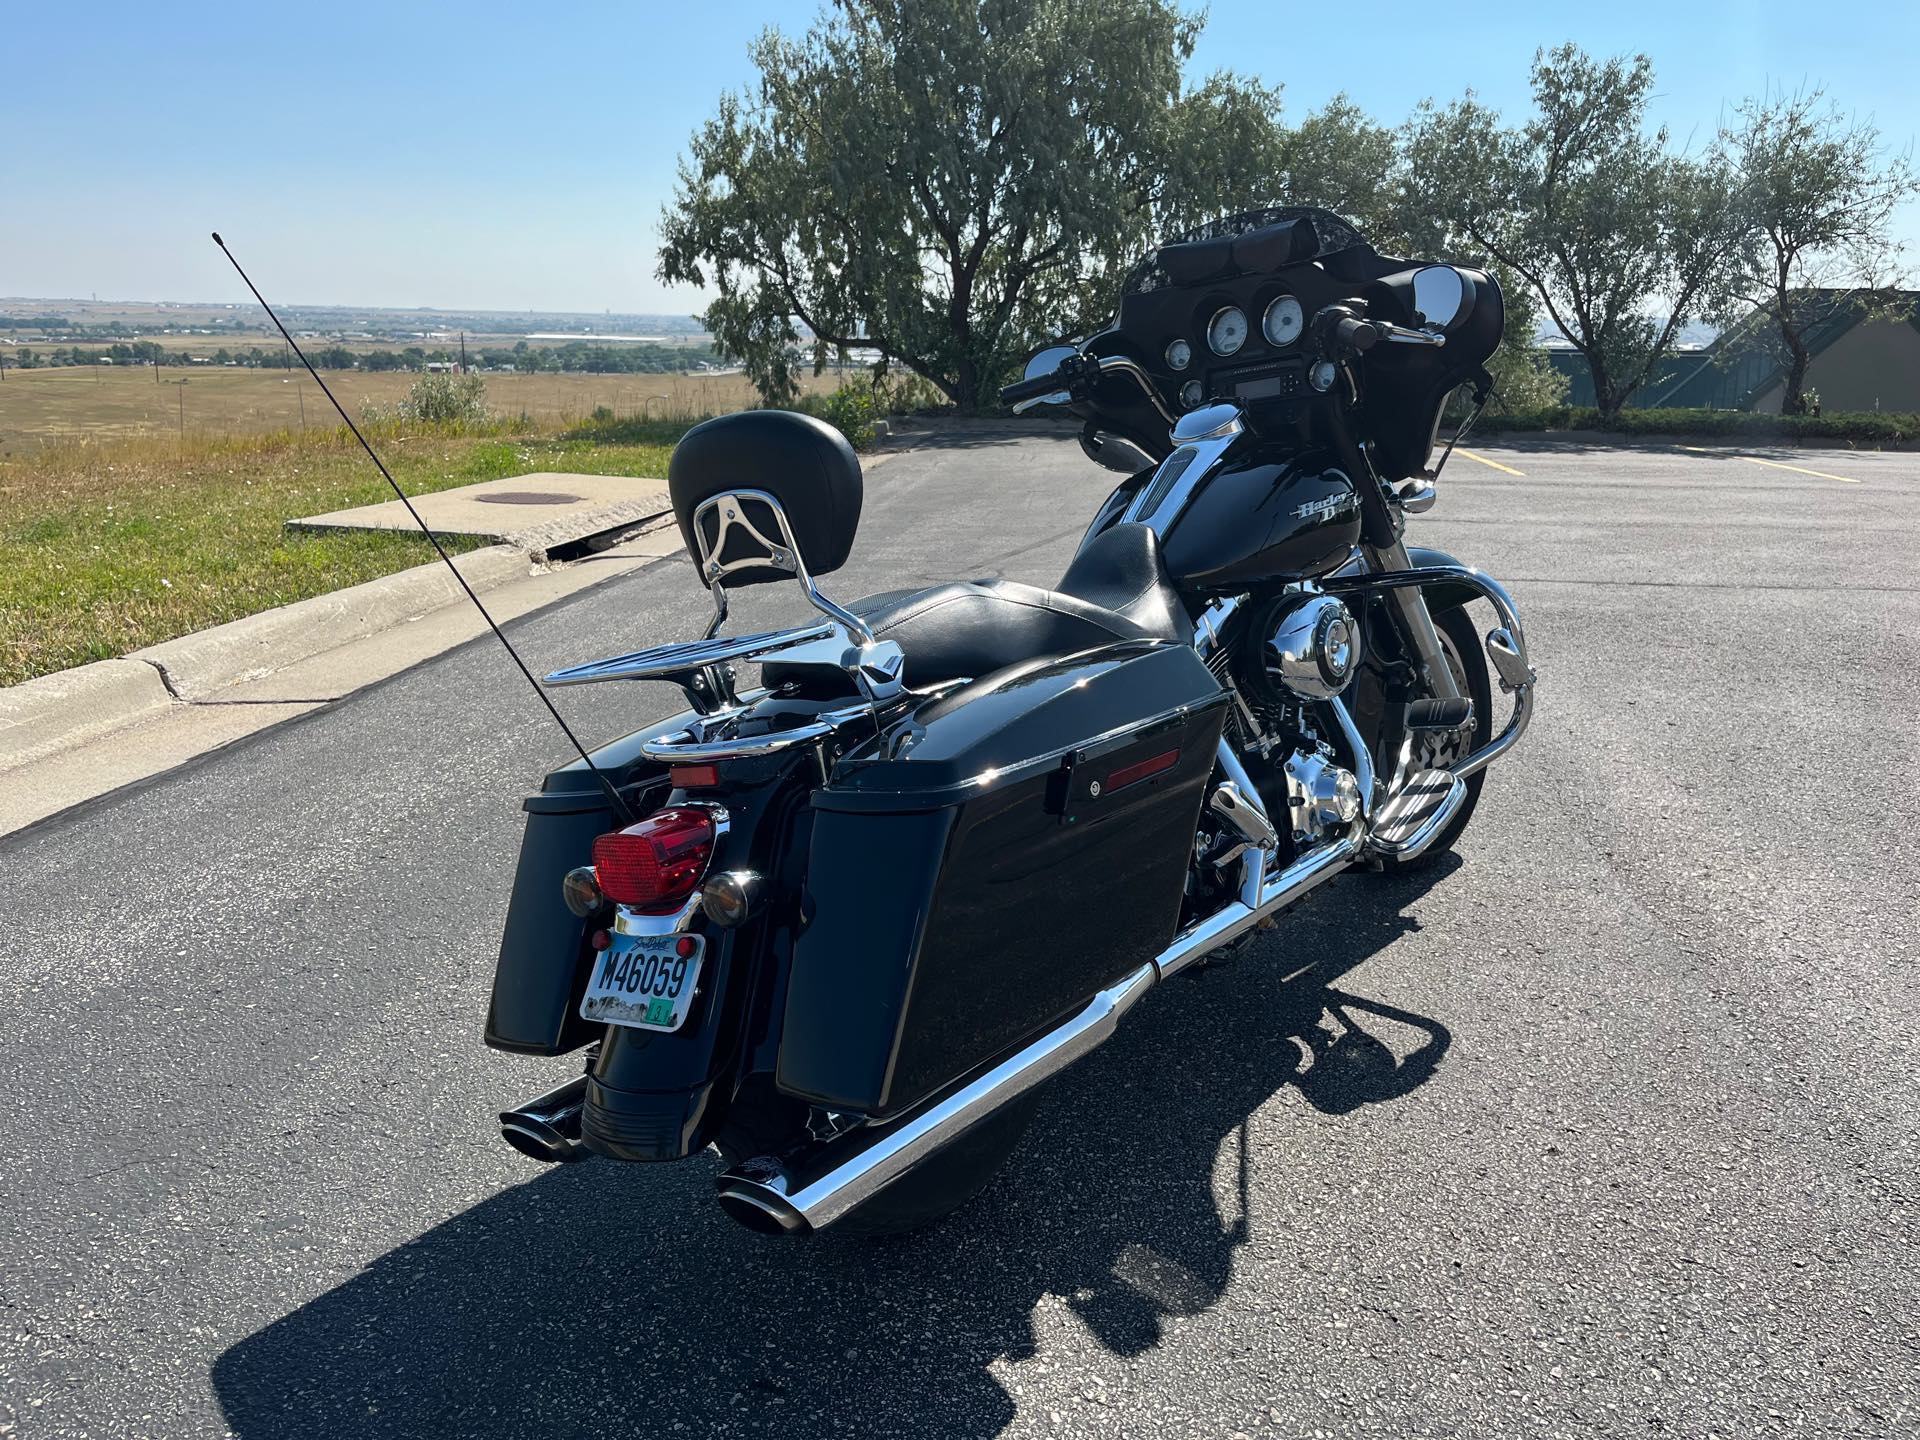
459, 330, 468, 374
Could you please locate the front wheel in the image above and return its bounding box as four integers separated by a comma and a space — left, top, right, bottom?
1373, 603, 1492, 871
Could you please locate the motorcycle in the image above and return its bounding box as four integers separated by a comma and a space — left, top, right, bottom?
485, 206, 1537, 1236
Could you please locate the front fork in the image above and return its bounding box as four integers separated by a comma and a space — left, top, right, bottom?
1363, 538, 1462, 702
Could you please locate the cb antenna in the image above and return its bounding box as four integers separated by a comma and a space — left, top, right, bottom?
210, 232, 635, 824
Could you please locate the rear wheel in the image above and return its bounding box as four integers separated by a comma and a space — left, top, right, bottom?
1373, 604, 1491, 871
830, 1090, 1042, 1238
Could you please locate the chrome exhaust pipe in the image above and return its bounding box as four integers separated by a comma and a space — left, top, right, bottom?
500, 1075, 591, 1164
714, 833, 1360, 1233
715, 964, 1156, 1234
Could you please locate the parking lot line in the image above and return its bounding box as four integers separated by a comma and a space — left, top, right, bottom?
1455, 448, 1525, 476
1677, 445, 1859, 483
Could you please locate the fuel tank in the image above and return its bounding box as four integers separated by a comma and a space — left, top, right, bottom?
1159, 451, 1362, 591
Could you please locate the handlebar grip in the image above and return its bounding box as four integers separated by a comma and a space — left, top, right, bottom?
999, 370, 1073, 405
1334, 316, 1381, 353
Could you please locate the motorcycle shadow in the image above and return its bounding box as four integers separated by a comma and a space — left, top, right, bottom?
212, 857, 1458, 1439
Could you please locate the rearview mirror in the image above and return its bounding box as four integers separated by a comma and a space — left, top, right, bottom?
1411, 266, 1474, 331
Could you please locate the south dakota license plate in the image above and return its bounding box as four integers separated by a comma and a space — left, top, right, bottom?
578, 932, 706, 1033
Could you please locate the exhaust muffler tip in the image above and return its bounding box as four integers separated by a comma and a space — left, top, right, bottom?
500, 1115, 587, 1164
715, 1177, 811, 1235
499, 1075, 591, 1165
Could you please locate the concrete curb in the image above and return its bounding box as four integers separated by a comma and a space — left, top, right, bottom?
0, 544, 542, 774
0, 659, 176, 773
129, 544, 535, 700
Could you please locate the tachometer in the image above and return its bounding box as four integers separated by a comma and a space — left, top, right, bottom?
1262, 295, 1304, 347
1165, 338, 1192, 371
1205, 306, 1247, 357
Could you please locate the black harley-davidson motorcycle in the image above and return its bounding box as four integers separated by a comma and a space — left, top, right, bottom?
485, 207, 1536, 1235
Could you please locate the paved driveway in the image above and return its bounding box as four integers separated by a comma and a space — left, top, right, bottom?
1, 431, 1914, 1438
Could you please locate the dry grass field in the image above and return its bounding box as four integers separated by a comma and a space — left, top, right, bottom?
0, 365, 846, 456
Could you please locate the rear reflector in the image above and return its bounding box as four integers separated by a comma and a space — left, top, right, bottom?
1106, 748, 1180, 793
671, 764, 720, 789
592, 807, 717, 913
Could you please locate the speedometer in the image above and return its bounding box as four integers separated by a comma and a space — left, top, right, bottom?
1262, 295, 1304, 347
1205, 306, 1248, 356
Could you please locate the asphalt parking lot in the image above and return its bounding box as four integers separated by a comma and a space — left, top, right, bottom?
2, 428, 1916, 1438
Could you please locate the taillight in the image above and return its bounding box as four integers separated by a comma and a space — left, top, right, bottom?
592, 807, 717, 913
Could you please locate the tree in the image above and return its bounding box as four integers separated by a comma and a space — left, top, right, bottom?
1274, 96, 1399, 241
657, 0, 1286, 411
1403, 45, 1746, 419
1720, 87, 1920, 413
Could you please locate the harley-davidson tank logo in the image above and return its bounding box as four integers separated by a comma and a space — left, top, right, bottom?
1293, 492, 1358, 522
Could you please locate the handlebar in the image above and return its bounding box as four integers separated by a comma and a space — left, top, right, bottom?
999, 370, 1075, 405
1333, 315, 1380, 353
1000, 352, 1178, 427
1317, 304, 1446, 358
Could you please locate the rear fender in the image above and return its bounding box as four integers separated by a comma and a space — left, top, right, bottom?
578, 753, 816, 1162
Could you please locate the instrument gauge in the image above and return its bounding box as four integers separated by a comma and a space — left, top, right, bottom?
1165, 338, 1192, 371
1180, 380, 1204, 409
1205, 306, 1248, 356
1262, 295, 1305, 347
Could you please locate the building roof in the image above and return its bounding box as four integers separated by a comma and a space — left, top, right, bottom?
1547, 289, 1920, 409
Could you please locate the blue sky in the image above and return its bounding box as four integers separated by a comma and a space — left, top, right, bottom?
5, 0, 1916, 314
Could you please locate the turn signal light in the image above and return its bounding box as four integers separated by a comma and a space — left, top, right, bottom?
592, 807, 717, 913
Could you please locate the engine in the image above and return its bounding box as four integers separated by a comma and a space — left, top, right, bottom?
1230, 592, 1366, 847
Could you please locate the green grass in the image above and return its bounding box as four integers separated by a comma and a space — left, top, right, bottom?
0, 423, 686, 686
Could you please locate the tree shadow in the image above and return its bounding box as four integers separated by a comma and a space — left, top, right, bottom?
881, 418, 1078, 452
212, 857, 1458, 1439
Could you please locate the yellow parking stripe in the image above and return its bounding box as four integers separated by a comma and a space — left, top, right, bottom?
1678, 445, 1857, 483
1737, 454, 1858, 484
1456, 448, 1525, 476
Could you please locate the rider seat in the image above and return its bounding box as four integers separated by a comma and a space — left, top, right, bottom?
764, 522, 1188, 694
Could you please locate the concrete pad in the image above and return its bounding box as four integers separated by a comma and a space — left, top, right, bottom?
0, 658, 174, 773
290, 472, 672, 551
133, 544, 534, 699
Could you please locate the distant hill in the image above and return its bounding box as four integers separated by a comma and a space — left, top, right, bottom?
0, 296, 708, 343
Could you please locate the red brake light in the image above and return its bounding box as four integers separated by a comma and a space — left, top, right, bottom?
592, 807, 717, 912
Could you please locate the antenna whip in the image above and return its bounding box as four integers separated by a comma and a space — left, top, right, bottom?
211, 232, 635, 824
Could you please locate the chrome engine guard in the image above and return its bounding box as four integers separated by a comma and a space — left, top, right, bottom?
1318, 563, 1536, 779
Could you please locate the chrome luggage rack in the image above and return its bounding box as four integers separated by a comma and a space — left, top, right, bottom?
543, 488, 908, 763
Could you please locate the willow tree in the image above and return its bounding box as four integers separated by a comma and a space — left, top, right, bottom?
657, 0, 1285, 412
1403, 46, 1746, 419
1721, 87, 1920, 414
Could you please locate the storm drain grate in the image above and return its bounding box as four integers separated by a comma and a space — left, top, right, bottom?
473, 491, 582, 506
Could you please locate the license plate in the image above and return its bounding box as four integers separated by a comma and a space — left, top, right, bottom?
579, 931, 706, 1033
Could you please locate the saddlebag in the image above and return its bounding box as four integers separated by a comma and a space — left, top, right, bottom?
776, 640, 1229, 1117
485, 731, 669, 1055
